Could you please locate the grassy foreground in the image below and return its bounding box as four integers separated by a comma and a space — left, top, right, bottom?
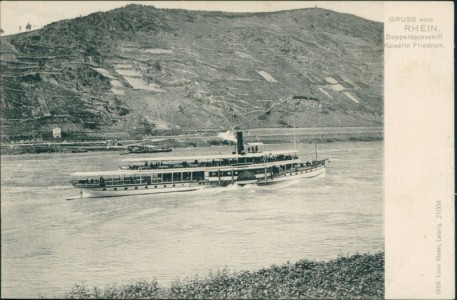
63, 252, 383, 299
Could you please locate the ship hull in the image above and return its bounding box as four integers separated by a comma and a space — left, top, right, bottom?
80, 182, 206, 198
120, 149, 172, 155
272, 163, 326, 181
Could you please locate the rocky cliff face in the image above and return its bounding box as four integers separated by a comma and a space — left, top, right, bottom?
0, 4, 383, 140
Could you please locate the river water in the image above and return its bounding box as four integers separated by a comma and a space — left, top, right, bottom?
1, 141, 383, 298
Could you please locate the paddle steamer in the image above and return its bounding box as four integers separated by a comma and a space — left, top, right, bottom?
71, 132, 328, 198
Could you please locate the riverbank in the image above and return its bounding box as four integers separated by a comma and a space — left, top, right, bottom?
1, 126, 383, 155
62, 252, 384, 299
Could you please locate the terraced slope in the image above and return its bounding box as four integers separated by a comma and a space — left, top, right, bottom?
0, 5, 383, 140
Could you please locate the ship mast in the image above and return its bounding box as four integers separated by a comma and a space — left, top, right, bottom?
293, 115, 297, 151
314, 140, 318, 161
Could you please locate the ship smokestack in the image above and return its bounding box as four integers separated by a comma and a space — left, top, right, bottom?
236, 131, 245, 154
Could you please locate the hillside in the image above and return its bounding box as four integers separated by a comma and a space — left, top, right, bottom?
0, 5, 383, 140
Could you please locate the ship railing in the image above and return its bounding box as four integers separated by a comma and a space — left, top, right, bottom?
72, 177, 163, 188
71, 182, 101, 188
126, 156, 300, 170
72, 177, 208, 188
231, 162, 252, 166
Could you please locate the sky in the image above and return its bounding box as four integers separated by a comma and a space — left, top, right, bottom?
0, 1, 384, 36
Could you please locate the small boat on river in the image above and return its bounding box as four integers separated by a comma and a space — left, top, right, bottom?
120, 144, 172, 155
70, 132, 328, 198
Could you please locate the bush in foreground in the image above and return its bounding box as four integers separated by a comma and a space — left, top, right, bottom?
63, 252, 384, 299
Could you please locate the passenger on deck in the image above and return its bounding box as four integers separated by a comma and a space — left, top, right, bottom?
99, 176, 105, 187
255, 145, 258, 153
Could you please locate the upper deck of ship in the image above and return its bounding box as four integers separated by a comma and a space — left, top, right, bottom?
120, 150, 298, 164
71, 150, 301, 177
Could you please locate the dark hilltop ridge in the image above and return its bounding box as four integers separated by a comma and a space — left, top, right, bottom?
0, 4, 383, 141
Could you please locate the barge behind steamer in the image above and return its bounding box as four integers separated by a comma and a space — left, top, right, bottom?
70, 132, 328, 198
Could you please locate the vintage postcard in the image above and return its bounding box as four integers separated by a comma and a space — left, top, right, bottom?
0, 1, 454, 299
384, 2, 454, 298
